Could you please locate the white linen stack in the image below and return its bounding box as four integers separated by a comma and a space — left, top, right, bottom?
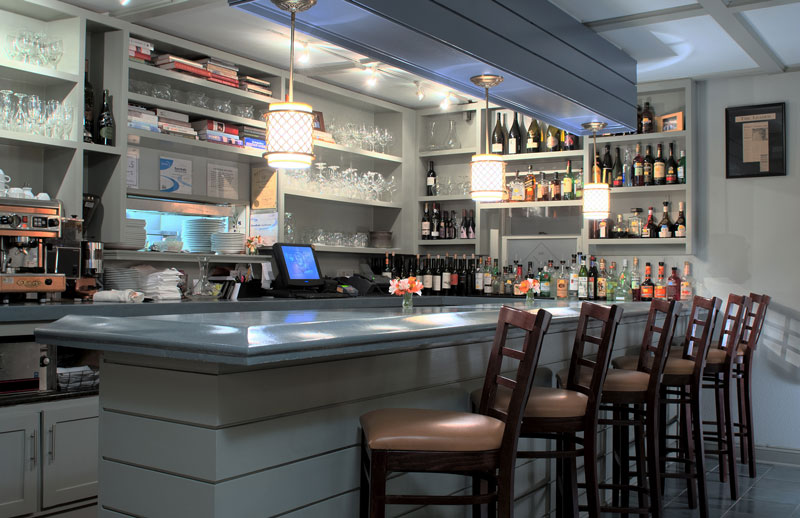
133, 265, 183, 301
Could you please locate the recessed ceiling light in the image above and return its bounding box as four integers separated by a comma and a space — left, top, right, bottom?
439, 91, 452, 110
415, 81, 424, 101
298, 42, 310, 64
366, 66, 378, 87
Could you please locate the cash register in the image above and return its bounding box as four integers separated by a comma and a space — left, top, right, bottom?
268, 243, 351, 299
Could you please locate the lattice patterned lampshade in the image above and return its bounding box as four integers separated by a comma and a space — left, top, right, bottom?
582, 182, 610, 219
264, 102, 314, 169
471, 154, 506, 202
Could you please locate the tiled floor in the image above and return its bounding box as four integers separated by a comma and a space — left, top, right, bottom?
654, 459, 800, 517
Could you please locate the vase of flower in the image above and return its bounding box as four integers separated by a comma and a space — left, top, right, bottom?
518, 278, 537, 307
402, 292, 413, 309
389, 277, 423, 311
525, 290, 535, 306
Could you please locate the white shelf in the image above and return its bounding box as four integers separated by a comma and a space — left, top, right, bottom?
417, 195, 473, 202
416, 239, 476, 246
0, 58, 80, 87
104, 250, 258, 263
588, 238, 687, 246
502, 150, 584, 162
610, 184, 687, 195
127, 188, 247, 206
283, 189, 401, 209
82, 142, 123, 156
0, 129, 78, 150
313, 140, 402, 165
128, 62, 280, 105
478, 200, 583, 210
418, 147, 478, 158
596, 131, 686, 145
128, 92, 266, 129
126, 128, 263, 162
313, 245, 402, 254
504, 234, 580, 240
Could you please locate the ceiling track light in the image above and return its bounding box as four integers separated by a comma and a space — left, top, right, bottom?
414, 81, 424, 101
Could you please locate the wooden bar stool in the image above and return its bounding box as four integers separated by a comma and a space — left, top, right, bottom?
474, 302, 622, 518
358, 307, 552, 518
558, 299, 681, 517
656, 295, 721, 518
700, 294, 753, 497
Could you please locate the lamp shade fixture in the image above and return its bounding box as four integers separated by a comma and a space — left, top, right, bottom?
471, 154, 506, 202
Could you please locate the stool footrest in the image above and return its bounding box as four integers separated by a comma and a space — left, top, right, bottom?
385, 493, 495, 506
663, 472, 696, 479
517, 449, 582, 459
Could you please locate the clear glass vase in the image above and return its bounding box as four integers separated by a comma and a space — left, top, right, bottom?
402, 292, 413, 310
443, 120, 461, 149
525, 290, 535, 306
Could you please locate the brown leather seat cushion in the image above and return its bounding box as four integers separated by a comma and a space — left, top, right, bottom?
360, 408, 504, 452
663, 357, 695, 375
611, 355, 640, 370
556, 365, 650, 393
471, 386, 589, 419
706, 342, 747, 364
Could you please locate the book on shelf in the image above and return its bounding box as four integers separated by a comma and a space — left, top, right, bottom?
158, 61, 212, 78
129, 57, 149, 65
157, 117, 192, 128
197, 130, 243, 146
160, 129, 199, 140
129, 37, 154, 51
240, 84, 272, 96
197, 57, 239, 72
154, 54, 202, 67
128, 50, 152, 62
240, 76, 271, 88
191, 120, 240, 135
155, 108, 189, 123
243, 137, 266, 150
312, 130, 336, 144
205, 64, 238, 79
128, 111, 158, 124
129, 44, 151, 54
128, 120, 160, 132
208, 75, 240, 88
158, 122, 197, 135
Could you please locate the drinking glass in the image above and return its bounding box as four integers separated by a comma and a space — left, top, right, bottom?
214, 98, 232, 114
12, 93, 26, 132
16, 31, 35, 64
425, 120, 438, 150
44, 100, 58, 138
188, 91, 209, 108
0, 90, 13, 130
25, 94, 42, 134
152, 83, 172, 100
235, 104, 254, 119
32, 33, 48, 66
46, 39, 63, 69
284, 212, 295, 243
62, 101, 74, 139
5, 35, 19, 61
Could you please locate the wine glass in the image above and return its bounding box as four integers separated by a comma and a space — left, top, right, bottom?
15, 31, 35, 64
12, 93, 26, 132
4, 35, 19, 61
25, 94, 42, 135
46, 39, 63, 69
62, 101, 74, 140
0, 90, 13, 130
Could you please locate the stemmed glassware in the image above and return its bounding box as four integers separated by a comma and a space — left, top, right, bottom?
0, 90, 13, 130
0, 88, 71, 140
5, 30, 63, 69
12, 93, 26, 132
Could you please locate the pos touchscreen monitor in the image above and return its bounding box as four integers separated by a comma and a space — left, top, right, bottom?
272, 243, 324, 289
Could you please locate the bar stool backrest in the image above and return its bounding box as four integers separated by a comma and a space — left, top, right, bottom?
565, 302, 622, 413
743, 293, 771, 353
680, 295, 722, 377
717, 294, 753, 364
637, 299, 682, 394
477, 306, 552, 460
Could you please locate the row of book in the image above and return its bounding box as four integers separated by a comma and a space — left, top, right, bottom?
129, 37, 153, 65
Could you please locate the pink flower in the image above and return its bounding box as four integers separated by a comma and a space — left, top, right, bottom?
389, 277, 423, 296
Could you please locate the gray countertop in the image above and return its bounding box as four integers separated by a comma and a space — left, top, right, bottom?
35, 300, 653, 367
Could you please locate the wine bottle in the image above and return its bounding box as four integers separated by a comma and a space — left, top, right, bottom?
430, 203, 440, 240
391, 252, 399, 279
83, 60, 94, 143
426, 161, 437, 196
466, 254, 476, 296
631, 257, 642, 301
641, 101, 655, 134
491, 113, 505, 154
459, 209, 468, 239
643, 145, 654, 186
633, 144, 644, 187
678, 149, 686, 184
588, 256, 599, 300
673, 201, 687, 237
636, 104, 643, 134
612, 147, 623, 187
467, 209, 476, 239
562, 160, 574, 201
449, 210, 457, 239
441, 254, 451, 295
545, 124, 560, 152
432, 255, 442, 295
421, 202, 431, 240
550, 172, 561, 201
563, 130, 578, 151
438, 209, 447, 240
654, 144, 666, 185
508, 112, 522, 155
578, 255, 588, 300
601, 144, 613, 185
666, 143, 678, 184
98, 89, 115, 146
382, 252, 392, 279
658, 201, 673, 238
526, 118, 541, 153
423, 255, 433, 295
474, 255, 484, 295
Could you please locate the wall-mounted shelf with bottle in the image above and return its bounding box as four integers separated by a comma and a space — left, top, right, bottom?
418, 147, 478, 158
596, 130, 685, 145
588, 237, 687, 246
478, 200, 583, 210
283, 189, 401, 209
609, 184, 687, 195
502, 149, 584, 163
416, 239, 476, 247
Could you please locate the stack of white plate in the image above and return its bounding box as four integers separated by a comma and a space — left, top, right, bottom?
103, 267, 140, 291
105, 219, 147, 250
210, 232, 245, 254
182, 219, 225, 252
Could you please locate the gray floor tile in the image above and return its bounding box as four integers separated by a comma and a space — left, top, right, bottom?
763, 464, 800, 483
742, 480, 800, 506
724, 498, 798, 516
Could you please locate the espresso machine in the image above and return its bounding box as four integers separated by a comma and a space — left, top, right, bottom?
0, 198, 66, 304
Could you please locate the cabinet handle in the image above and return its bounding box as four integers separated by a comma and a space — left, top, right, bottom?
30, 429, 37, 466
49, 425, 55, 462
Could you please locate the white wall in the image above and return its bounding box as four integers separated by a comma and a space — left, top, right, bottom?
693, 71, 800, 452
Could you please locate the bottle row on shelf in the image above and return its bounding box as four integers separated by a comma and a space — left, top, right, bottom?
490, 111, 581, 155
591, 201, 686, 240
420, 203, 475, 240
593, 142, 686, 187
373, 252, 695, 303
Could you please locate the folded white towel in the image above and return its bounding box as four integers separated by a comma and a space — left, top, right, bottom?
93, 289, 145, 303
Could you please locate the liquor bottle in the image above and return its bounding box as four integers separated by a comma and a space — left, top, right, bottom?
606, 261, 618, 302
667, 267, 681, 301
596, 258, 608, 300
421, 202, 431, 240
550, 172, 561, 201
509, 171, 525, 201
562, 160, 574, 200
574, 166, 583, 199
643, 145, 654, 186
483, 257, 493, 295
641, 101, 655, 134
474, 256, 484, 295
430, 203, 440, 240
513, 265, 524, 296
449, 210, 457, 239
539, 263, 551, 298
441, 255, 451, 295
438, 207, 447, 239
633, 144, 644, 187
654, 144, 666, 185
414, 254, 421, 277
391, 252, 399, 279
588, 256, 599, 300
98, 89, 115, 146
598, 215, 610, 239
666, 143, 679, 184
467, 209, 476, 239
678, 149, 686, 184
426, 161, 437, 196
492, 259, 502, 295
636, 104, 643, 134
508, 112, 522, 155
563, 130, 579, 151
526, 118, 541, 153
545, 124, 560, 152
502, 266, 513, 296
612, 214, 626, 238
643, 206, 658, 239
568, 254, 579, 300
673, 201, 686, 238
612, 147, 623, 187
537, 171, 549, 202
578, 255, 588, 300
680, 262, 695, 301
459, 209, 468, 239
628, 208, 643, 238
491, 113, 505, 154
623, 148, 632, 187
654, 262, 667, 301
382, 252, 392, 279
616, 259, 632, 302
525, 165, 536, 201
465, 254, 475, 296
601, 144, 613, 185
640, 262, 654, 301
432, 255, 442, 295
83, 60, 94, 143
658, 201, 673, 238
631, 257, 642, 301
423, 254, 433, 296
556, 261, 568, 300
534, 268, 543, 295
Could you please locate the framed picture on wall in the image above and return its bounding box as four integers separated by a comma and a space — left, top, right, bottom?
725, 102, 786, 179
657, 111, 683, 132
312, 111, 325, 132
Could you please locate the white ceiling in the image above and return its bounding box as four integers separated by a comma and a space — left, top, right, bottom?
62, 0, 800, 108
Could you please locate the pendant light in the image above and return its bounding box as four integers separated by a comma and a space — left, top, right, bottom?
470, 74, 505, 202
263, 0, 316, 169
581, 121, 610, 220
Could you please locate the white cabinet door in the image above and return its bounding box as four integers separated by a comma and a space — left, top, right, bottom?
0, 412, 38, 518
41, 401, 99, 509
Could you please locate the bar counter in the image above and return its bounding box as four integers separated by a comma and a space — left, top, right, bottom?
35, 299, 661, 518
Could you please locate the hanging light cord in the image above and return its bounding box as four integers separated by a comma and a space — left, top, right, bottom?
288, 10, 296, 103
484, 87, 490, 153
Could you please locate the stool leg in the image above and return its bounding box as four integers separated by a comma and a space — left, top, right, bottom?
619, 407, 631, 516
360, 439, 369, 518
497, 468, 513, 518
714, 377, 728, 483
564, 433, 580, 518
690, 386, 709, 518
646, 400, 664, 518
472, 476, 483, 518
742, 361, 757, 478
659, 387, 668, 496
724, 373, 740, 499
680, 389, 697, 508
368, 451, 387, 518
736, 371, 748, 466
584, 426, 601, 518
488, 477, 498, 518
556, 435, 564, 518
612, 409, 620, 510
633, 407, 648, 518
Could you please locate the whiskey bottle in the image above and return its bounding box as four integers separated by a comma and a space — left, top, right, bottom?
667, 267, 681, 301
596, 258, 607, 300
640, 262, 654, 301
654, 262, 667, 301
643, 145, 654, 186
631, 257, 642, 301
633, 144, 644, 187
653, 144, 666, 185
666, 143, 679, 184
